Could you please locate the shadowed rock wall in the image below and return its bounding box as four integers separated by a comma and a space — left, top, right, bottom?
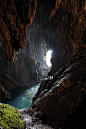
31, 47, 86, 128
0, 1, 86, 128
0, 0, 37, 61
0, 38, 39, 100
28, 0, 85, 73
0, 0, 38, 100
27, 0, 86, 128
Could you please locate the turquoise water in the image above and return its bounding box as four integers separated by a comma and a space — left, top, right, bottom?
2, 84, 39, 109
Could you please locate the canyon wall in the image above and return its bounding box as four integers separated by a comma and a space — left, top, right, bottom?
28, 0, 86, 128
28, 0, 85, 73
0, 0, 37, 62
0, 0, 38, 100
31, 47, 86, 128
0, 0, 86, 128
0, 39, 38, 100
0, 0, 85, 74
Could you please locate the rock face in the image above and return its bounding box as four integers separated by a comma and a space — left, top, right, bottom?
0, 0, 86, 128
27, 3, 86, 127
28, 0, 85, 73
0, 0, 37, 61
27, 1, 86, 127
0, 39, 38, 100
31, 48, 86, 128
0, 83, 12, 100
50, 0, 86, 73
19, 108, 54, 129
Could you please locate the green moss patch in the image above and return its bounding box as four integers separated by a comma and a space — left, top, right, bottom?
0, 103, 25, 129
1, 86, 7, 96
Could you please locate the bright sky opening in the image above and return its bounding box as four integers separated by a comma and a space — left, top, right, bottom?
46, 50, 52, 67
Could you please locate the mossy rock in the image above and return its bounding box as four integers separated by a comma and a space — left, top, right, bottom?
0, 85, 7, 100
0, 103, 25, 129
1, 86, 7, 96
0, 85, 11, 100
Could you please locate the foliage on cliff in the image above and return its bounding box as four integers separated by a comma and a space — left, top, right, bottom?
0, 103, 25, 129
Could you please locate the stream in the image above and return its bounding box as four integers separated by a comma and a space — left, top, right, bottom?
2, 84, 39, 109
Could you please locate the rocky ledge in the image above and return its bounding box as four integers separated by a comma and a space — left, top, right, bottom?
29, 47, 86, 129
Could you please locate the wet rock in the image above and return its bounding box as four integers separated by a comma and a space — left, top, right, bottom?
19, 108, 54, 129
39, 89, 48, 98
33, 78, 51, 102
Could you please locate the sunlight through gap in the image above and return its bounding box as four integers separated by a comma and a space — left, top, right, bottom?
46, 50, 52, 67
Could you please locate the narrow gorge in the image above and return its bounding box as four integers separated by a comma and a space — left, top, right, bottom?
0, 0, 86, 129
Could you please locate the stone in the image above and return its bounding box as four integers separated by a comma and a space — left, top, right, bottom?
19, 108, 54, 129
27, 0, 85, 73
0, 0, 37, 61
0, 39, 38, 100
31, 48, 86, 128
0, 0, 86, 128
0, 83, 12, 100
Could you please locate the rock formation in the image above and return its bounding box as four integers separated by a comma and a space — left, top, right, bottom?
0, 0, 37, 61
0, 0, 86, 128
28, 0, 86, 128
0, 38, 38, 100
31, 47, 86, 128
0, 0, 39, 100
28, 0, 85, 73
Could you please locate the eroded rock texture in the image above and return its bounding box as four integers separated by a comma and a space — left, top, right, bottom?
26, 0, 86, 128
31, 48, 86, 129
27, 0, 85, 73
0, 0, 37, 61
0, 39, 38, 100
0, 0, 86, 128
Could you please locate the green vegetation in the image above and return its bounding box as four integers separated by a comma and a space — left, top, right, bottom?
31, 41, 47, 81
1, 86, 7, 96
0, 103, 25, 129
31, 41, 42, 81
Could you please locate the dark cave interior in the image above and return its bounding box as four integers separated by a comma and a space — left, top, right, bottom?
0, 0, 86, 128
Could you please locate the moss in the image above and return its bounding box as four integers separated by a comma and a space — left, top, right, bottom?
31, 42, 47, 81
0, 103, 25, 129
1, 86, 7, 96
